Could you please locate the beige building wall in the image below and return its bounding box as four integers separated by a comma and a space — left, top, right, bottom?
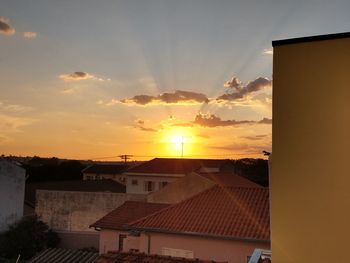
138, 232, 269, 263
147, 172, 215, 204
36, 190, 146, 232
272, 34, 350, 262
99, 229, 140, 254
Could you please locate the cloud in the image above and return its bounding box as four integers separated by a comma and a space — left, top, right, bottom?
224, 77, 241, 89
134, 119, 157, 132
0, 114, 35, 133
0, 17, 15, 35
192, 113, 272, 128
59, 71, 96, 81
0, 101, 33, 113
242, 134, 269, 141
217, 77, 271, 102
263, 48, 273, 55
121, 90, 209, 106
23, 31, 37, 39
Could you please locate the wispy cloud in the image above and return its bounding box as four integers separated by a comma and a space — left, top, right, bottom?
23, 31, 37, 39
0, 101, 33, 113
0, 17, 15, 35
263, 48, 273, 55
59, 71, 108, 82
134, 119, 158, 132
120, 90, 209, 106
217, 77, 272, 102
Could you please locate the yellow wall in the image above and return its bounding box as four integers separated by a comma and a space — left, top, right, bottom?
272, 36, 350, 262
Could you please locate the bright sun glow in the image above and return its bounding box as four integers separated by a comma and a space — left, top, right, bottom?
160, 128, 197, 157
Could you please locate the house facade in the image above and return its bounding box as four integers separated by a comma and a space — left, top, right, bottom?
0, 159, 26, 232
124, 158, 234, 194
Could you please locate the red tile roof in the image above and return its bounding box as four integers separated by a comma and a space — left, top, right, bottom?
197, 172, 262, 188
128, 186, 270, 241
126, 158, 230, 175
96, 251, 228, 263
90, 201, 170, 230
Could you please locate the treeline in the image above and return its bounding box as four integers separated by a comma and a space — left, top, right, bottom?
23, 157, 87, 182
232, 158, 269, 187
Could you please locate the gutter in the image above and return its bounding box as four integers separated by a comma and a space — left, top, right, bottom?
127, 226, 270, 244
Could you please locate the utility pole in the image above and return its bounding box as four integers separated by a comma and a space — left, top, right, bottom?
119, 154, 133, 164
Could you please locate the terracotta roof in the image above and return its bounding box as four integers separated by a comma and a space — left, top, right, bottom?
83, 164, 130, 174
29, 248, 99, 263
25, 179, 126, 204
90, 201, 170, 230
126, 158, 230, 174
96, 251, 227, 263
129, 186, 270, 241
197, 172, 262, 188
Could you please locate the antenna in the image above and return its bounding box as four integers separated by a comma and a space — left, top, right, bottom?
119, 154, 133, 163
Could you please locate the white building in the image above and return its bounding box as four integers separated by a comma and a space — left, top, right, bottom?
0, 158, 26, 232
124, 158, 233, 194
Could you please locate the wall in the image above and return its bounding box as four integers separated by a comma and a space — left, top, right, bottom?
126, 175, 181, 194
147, 172, 215, 204
138, 232, 269, 263
272, 36, 350, 262
0, 159, 25, 232
57, 230, 99, 250
36, 190, 146, 232
98, 229, 140, 254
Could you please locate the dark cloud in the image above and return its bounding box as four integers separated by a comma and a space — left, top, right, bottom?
121, 90, 209, 106
134, 119, 157, 132
258, 117, 272, 124
193, 113, 254, 127
243, 134, 269, 141
193, 113, 272, 128
0, 17, 15, 35
217, 77, 271, 101
59, 71, 94, 81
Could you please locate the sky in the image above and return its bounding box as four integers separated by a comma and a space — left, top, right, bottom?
1, 0, 350, 161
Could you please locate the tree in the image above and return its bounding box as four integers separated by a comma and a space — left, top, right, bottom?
0, 216, 59, 260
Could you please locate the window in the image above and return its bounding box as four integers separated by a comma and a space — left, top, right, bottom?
144, 181, 154, 192
158, 181, 168, 189
118, 234, 127, 251
132, 179, 138, 185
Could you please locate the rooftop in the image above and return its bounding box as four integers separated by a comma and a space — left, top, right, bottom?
197, 172, 262, 188
96, 251, 228, 263
126, 158, 230, 175
129, 186, 270, 242
29, 248, 99, 263
90, 201, 169, 230
272, 32, 350, 46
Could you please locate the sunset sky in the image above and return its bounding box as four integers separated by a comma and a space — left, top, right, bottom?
1, 0, 350, 160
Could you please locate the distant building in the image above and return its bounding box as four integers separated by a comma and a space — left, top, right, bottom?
82, 164, 129, 184
90, 201, 169, 254
127, 186, 270, 263
124, 158, 234, 194
0, 159, 26, 232
148, 171, 262, 204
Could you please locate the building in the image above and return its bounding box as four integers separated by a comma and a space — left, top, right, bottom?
32, 180, 146, 249
0, 158, 26, 232
272, 32, 350, 262
90, 201, 169, 254
124, 158, 234, 194
82, 164, 129, 184
148, 171, 261, 204
96, 251, 228, 263
126, 186, 270, 263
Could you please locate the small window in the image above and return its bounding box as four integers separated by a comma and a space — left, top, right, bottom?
132, 179, 138, 185
159, 181, 168, 189
144, 181, 154, 192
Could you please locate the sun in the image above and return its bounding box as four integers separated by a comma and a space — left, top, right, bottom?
160, 127, 197, 157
